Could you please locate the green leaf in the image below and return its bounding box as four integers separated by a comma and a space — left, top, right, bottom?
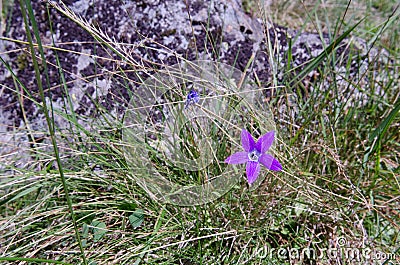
91, 220, 107, 242
129, 209, 144, 228
118, 202, 137, 211
81, 223, 89, 247
82, 223, 89, 238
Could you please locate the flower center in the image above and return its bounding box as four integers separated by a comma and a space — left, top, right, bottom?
248, 150, 260, 162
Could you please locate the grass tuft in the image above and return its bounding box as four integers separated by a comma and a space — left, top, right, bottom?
0, 0, 399, 264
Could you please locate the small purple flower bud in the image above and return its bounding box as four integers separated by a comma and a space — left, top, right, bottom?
184, 90, 200, 109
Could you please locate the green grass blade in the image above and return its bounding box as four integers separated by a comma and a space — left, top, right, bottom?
290, 19, 364, 88
364, 97, 400, 164
369, 97, 400, 142
0, 257, 73, 264
20, 1, 88, 264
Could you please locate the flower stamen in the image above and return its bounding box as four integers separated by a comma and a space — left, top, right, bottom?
248, 150, 260, 162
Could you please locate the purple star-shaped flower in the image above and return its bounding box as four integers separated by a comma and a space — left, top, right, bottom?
224, 129, 282, 184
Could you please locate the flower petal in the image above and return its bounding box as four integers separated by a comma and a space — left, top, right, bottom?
246, 161, 260, 184
255, 131, 275, 153
224, 151, 248, 164
270, 159, 282, 171
241, 129, 256, 152
259, 153, 282, 171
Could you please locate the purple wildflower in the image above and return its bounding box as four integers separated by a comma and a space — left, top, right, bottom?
224, 129, 282, 184
184, 90, 200, 109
